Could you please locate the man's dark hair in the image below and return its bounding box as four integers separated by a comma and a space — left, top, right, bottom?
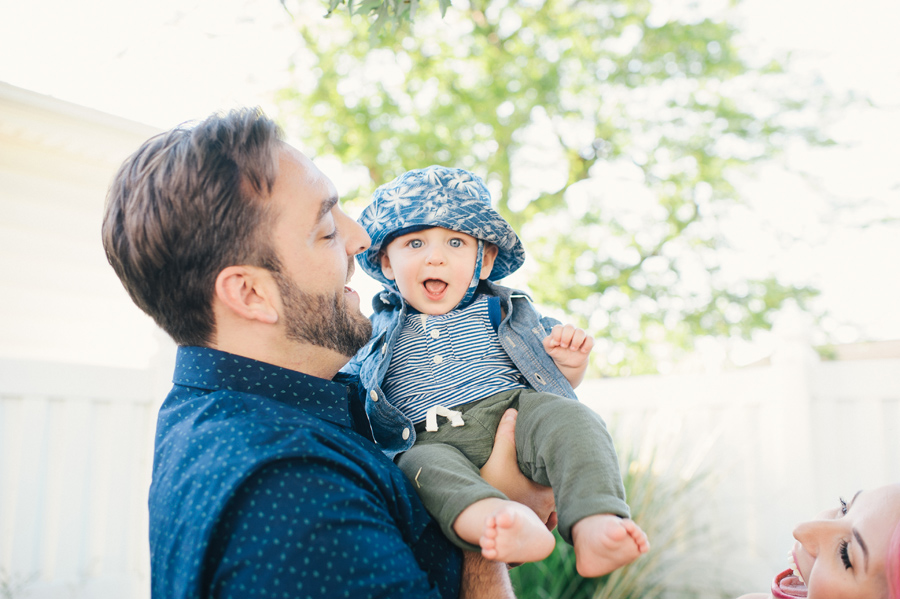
102, 108, 283, 346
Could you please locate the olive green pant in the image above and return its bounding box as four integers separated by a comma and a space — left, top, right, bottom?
396, 388, 629, 551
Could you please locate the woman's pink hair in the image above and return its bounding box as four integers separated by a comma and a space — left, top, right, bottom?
888, 517, 900, 599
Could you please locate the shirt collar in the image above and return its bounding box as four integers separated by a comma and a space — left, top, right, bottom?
172, 346, 353, 429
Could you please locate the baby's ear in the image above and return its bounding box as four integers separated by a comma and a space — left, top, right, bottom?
479, 243, 500, 280
379, 251, 396, 281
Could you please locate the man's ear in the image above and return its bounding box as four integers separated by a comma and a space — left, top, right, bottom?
379, 251, 396, 281
214, 266, 279, 324
479, 244, 500, 280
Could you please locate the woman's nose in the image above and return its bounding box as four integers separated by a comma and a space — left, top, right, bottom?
792, 519, 842, 557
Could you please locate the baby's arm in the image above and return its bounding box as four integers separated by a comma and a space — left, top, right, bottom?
542, 324, 593, 388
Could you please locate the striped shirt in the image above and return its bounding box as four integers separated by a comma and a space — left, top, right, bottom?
383, 295, 527, 424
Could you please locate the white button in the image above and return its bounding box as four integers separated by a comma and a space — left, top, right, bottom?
402, 428, 410, 440
381, 345, 387, 354
430, 329, 440, 339
370, 390, 379, 402
432, 355, 443, 364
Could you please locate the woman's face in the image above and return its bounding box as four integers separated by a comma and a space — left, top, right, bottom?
791, 484, 900, 599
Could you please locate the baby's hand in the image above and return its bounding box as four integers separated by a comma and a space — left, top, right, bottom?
543, 325, 593, 387
543, 324, 592, 365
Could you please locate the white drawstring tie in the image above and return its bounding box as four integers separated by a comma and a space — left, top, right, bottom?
424, 405, 465, 432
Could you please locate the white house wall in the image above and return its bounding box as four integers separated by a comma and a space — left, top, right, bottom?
0, 81, 169, 369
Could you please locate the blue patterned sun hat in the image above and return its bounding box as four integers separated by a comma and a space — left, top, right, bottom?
358, 166, 525, 286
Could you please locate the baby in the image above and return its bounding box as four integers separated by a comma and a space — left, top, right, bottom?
345, 166, 649, 576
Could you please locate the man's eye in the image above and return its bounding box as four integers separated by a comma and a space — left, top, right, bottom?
323, 230, 337, 240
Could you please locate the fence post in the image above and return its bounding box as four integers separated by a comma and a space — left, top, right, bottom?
768, 306, 819, 525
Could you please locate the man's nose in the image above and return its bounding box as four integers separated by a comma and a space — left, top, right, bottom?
343, 215, 371, 256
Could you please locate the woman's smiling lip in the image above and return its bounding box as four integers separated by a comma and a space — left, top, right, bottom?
772, 568, 808, 598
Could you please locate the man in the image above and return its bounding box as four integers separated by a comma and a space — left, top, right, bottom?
102, 108, 552, 598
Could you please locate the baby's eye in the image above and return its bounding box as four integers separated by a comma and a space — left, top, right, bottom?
448, 238, 463, 248
408, 239, 423, 249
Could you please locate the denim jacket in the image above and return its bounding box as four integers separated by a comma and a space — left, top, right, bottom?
342, 280, 578, 458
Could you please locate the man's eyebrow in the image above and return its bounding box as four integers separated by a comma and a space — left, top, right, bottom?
316, 195, 339, 223
853, 528, 869, 573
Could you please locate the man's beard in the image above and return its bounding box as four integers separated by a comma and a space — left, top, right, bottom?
273, 271, 372, 358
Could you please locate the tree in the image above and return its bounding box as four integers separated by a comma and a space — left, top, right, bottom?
278, 0, 826, 375
314, 0, 452, 37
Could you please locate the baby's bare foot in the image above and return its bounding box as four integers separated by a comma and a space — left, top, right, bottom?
571, 514, 649, 577
479, 503, 556, 564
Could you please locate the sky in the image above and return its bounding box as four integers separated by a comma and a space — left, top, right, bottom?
1, 0, 898, 356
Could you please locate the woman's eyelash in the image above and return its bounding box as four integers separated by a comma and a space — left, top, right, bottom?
839, 540, 852, 569
839, 497, 848, 515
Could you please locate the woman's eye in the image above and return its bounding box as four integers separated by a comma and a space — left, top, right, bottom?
323, 230, 337, 240
839, 497, 848, 515
448, 238, 463, 248
839, 541, 853, 569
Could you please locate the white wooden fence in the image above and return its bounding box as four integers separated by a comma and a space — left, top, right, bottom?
0, 359, 163, 599
1, 333, 898, 597
580, 332, 900, 590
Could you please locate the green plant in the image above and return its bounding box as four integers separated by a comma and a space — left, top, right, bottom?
0, 567, 37, 599
510, 438, 744, 599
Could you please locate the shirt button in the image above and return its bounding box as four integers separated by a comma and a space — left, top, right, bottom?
432, 355, 443, 364
430, 329, 440, 339
402, 428, 410, 440
381, 345, 387, 355
370, 390, 378, 402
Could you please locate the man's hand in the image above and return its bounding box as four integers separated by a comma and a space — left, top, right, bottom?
480, 409, 556, 531
542, 324, 593, 388
460, 551, 516, 599
461, 408, 555, 599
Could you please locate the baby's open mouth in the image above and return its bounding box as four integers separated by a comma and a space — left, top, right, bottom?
423, 279, 447, 295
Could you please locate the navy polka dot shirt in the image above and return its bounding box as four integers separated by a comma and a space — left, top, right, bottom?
149, 346, 462, 599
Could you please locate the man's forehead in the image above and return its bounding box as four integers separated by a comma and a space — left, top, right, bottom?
278, 143, 319, 179
276, 144, 339, 220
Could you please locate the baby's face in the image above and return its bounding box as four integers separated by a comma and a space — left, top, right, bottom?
380, 227, 481, 315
